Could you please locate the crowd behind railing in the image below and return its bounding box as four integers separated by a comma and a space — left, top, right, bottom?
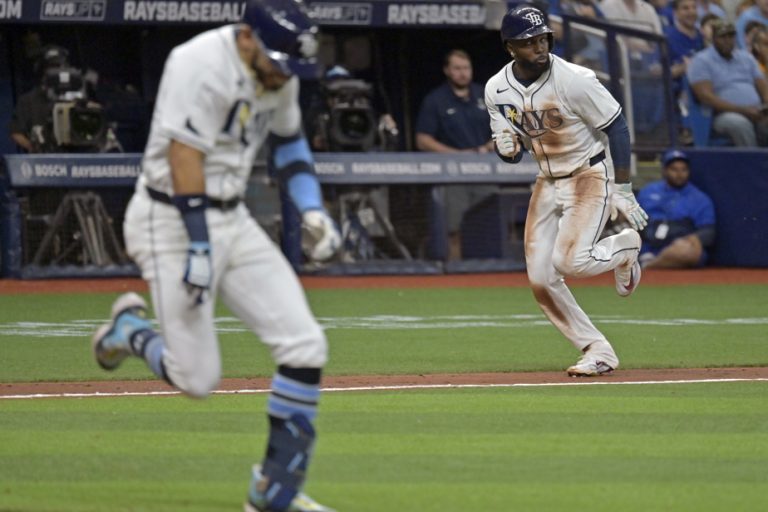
3, 0, 766, 274
7, 0, 768, 157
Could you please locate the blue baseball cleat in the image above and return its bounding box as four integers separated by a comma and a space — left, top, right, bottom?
244, 465, 335, 512
91, 292, 150, 370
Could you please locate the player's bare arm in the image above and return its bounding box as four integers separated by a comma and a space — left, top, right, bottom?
169, 140, 205, 194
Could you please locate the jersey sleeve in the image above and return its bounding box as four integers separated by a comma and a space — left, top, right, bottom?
269, 76, 303, 137
485, 80, 509, 135
153, 51, 231, 154
567, 71, 621, 131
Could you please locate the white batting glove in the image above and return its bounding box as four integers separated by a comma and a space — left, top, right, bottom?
183, 241, 212, 305
610, 183, 649, 231
493, 130, 520, 158
301, 210, 341, 262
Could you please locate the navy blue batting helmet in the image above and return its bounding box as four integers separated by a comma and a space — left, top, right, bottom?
500, 5, 553, 45
242, 0, 318, 61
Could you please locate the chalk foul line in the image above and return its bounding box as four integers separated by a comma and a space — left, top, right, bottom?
2, 377, 767, 400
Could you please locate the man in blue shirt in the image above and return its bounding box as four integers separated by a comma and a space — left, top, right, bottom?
665, 0, 704, 96
416, 49, 495, 260
637, 149, 715, 268
687, 20, 768, 146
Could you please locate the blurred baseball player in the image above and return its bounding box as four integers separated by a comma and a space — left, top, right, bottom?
486, 5, 649, 376
91, 1, 339, 510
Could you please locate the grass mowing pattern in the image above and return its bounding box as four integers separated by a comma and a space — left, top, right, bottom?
1, 383, 767, 511
1, 284, 767, 382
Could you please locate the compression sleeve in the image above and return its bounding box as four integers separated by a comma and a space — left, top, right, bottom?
602, 114, 631, 179
268, 132, 323, 212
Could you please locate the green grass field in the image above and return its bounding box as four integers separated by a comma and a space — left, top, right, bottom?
1, 281, 767, 511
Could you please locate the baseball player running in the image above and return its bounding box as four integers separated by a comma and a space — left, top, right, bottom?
486, 5, 648, 376
91, 1, 340, 510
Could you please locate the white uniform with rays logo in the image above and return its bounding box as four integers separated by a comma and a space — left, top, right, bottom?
485, 53, 620, 178
123, 25, 326, 394
484, 53, 639, 369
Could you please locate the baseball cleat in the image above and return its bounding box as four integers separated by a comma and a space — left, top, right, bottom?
244, 465, 336, 512
567, 340, 618, 377
614, 229, 642, 297
92, 292, 150, 370
567, 360, 615, 377
615, 259, 641, 297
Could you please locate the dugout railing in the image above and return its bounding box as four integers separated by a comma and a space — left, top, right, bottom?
557, 13, 678, 153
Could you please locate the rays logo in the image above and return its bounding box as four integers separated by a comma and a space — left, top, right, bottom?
297, 32, 318, 58
503, 104, 521, 127
523, 11, 543, 26
497, 103, 564, 138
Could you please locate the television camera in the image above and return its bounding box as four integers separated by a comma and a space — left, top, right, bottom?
316, 78, 398, 152
30, 62, 120, 153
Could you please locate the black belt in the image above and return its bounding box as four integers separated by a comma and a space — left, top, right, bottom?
146, 186, 241, 211
589, 150, 606, 167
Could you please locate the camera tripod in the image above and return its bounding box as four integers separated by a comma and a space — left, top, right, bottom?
31, 191, 128, 267
338, 188, 412, 262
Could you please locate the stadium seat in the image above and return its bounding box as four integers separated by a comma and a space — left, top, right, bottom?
682, 77, 732, 147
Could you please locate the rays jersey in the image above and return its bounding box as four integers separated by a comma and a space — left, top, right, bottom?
140, 25, 301, 200
485, 54, 621, 179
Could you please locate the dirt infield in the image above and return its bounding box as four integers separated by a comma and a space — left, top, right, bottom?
1, 268, 768, 295
2, 367, 767, 398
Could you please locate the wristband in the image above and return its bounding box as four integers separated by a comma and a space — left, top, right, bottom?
172, 194, 210, 243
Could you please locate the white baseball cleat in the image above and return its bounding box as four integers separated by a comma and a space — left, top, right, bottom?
567, 340, 619, 377
615, 259, 642, 297
567, 359, 615, 377
614, 229, 642, 297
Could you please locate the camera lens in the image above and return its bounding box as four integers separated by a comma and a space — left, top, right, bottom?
339, 111, 372, 138
72, 111, 103, 141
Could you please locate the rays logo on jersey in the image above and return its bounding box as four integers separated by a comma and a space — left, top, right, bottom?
222, 99, 273, 146
497, 103, 564, 138
523, 11, 544, 26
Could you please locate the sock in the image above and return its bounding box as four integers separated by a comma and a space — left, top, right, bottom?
267, 367, 321, 421
129, 329, 169, 383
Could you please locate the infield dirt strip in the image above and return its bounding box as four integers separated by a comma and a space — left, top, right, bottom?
1, 269, 767, 398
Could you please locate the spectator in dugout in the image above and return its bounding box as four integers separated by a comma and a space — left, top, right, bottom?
752, 24, 768, 74
666, 0, 705, 95
549, 0, 607, 67
699, 12, 722, 47
736, 0, 768, 48
415, 49, 495, 261
637, 149, 715, 269
687, 19, 768, 145
744, 20, 768, 49
659, 0, 727, 26
601, 0, 663, 42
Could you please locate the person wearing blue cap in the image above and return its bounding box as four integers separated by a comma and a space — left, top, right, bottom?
636, 149, 716, 268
